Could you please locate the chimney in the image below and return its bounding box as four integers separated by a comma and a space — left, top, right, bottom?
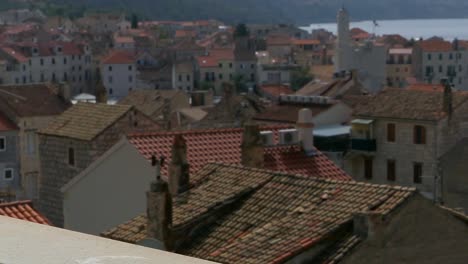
441, 78, 453, 118
296, 108, 315, 155
95, 70, 107, 104
168, 135, 190, 196
58, 82, 72, 102
162, 98, 172, 130
353, 211, 385, 243
147, 155, 173, 251
241, 121, 264, 168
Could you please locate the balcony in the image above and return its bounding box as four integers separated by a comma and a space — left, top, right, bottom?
351, 138, 377, 152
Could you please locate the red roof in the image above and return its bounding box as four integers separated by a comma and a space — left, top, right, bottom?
0, 47, 28, 63
175, 30, 195, 38
406, 83, 444, 92
0, 112, 17, 131
0, 200, 52, 225
102, 50, 136, 64
292, 39, 320, 46
260, 85, 294, 97
128, 127, 351, 181
196, 48, 234, 68
419, 40, 453, 52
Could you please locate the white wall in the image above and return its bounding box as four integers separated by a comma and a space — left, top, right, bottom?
103, 62, 137, 98
63, 140, 154, 235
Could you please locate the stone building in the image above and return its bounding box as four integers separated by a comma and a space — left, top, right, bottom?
412, 38, 468, 90
335, 8, 386, 94
0, 113, 20, 201
345, 83, 468, 202
60, 118, 350, 235
38, 103, 158, 226
0, 84, 71, 200
386, 48, 413, 87
103, 161, 468, 263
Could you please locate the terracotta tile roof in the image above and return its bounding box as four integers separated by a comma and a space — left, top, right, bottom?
419, 39, 453, 52
266, 34, 292, 46
118, 90, 189, 118
127, 127, 350, 181
354, 88, 468, 121
291, 38, 320, 46
0, 112, 18, 131
406, 83, 444, 92
102, 163, 415, 263
102, 49, 135, 64
114, 36, 135, 44
0, 46, 28, 63
196, 48, 234, 68
260, 85, 294, 97
39, 103, 133, 141
0, 84, 71, 118
0, 200, 51, 225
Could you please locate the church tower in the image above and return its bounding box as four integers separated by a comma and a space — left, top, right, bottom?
335, 7, 351, 72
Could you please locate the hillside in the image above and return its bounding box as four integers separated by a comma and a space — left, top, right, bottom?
9, 0, 468, 25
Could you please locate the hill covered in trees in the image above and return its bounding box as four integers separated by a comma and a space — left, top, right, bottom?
7, 0, 468, 25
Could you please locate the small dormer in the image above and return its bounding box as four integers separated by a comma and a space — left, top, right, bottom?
31, 47, 39, 57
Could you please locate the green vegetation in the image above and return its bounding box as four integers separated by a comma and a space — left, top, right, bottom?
234, 23, 249, 38
291, 67, 313, 91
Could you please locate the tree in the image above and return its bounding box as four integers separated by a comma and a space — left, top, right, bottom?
291, 67, 314, 91
234, 23, 249, 38
233, 74, 248, 93
131, 14, 138, 29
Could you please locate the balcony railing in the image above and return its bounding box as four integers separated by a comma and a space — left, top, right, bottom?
351, 138, 377, 152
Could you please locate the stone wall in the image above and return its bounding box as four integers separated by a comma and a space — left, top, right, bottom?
39, 109, 158, 226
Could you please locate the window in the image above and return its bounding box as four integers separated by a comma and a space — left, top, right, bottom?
413, 125, 426, 144
387, 123, 396, 142
108, 76, 113, 83
219, 73, 223, 80
0, 136, 5, 151
427, 54, 432, 60
4, 169, 13, 181
229, 63, 233, 68
459, 65, 463, 72
109, 88, 113, 95
22, 65, 26, 71
108, 66, 113, 71
52, 58, 56, 64
186, 75, 190, 81
449, 53, 453, 60
413, 163, 423, 184
128, 76, 133, 82
72, 55, 75, 60
52, 73, 56, 82
68, 147, 75, 166
63, 58, 67, 64
250, 64, 255, 69
128, 65, 133, 71
40, 58, 44, 66
250, 73, 255, 82
63, 72, 68, 81
240, 64, 245, 69
364, 158, 373, 179
439, 53, 443, 60
40, 73, 44, 82
219, 63, 223, 68
387, 160, 396, 182
439, 65, 443, 73
178, 75, 182, 82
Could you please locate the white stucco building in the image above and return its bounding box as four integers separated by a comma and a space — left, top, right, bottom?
102, 49, 137, 99
334, 8, 386, 93
0, 42, 93, 95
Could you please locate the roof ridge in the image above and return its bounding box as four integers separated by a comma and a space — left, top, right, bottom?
0, 200, 33, 207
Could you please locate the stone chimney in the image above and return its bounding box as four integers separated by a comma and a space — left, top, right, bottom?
297, 108, 315, 155
353, 211, 385, 244
241, 121, 264, 168
147, 155, 173, 251
441, 78, 453, 118
162, 98, 172, 130
58, 82, 72, 102
95, 70, 107, 104
168, 135, 190, 196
